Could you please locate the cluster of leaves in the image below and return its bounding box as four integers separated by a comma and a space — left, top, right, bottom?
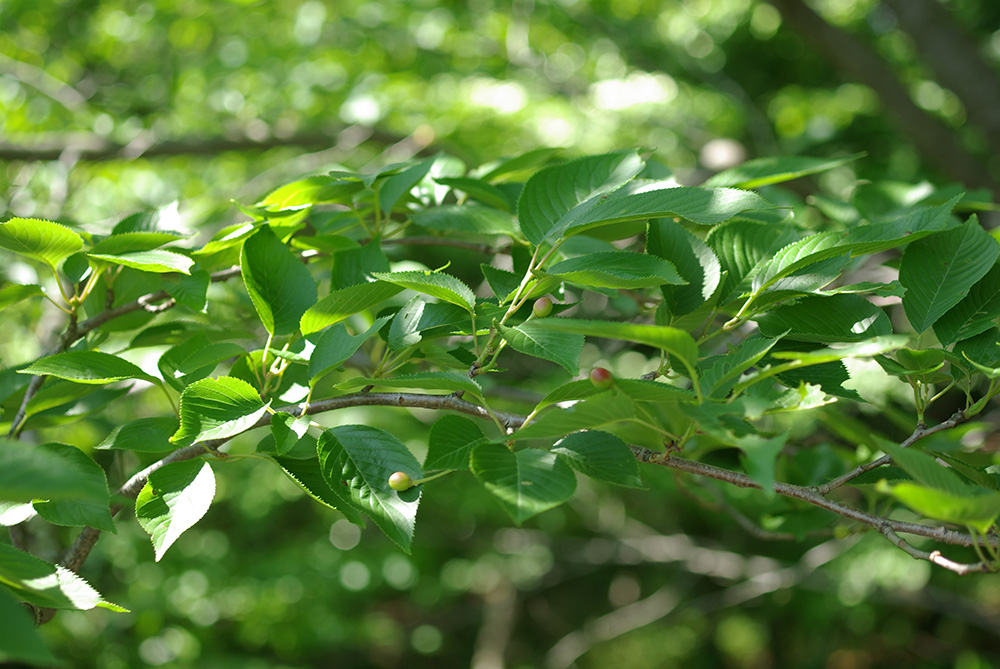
3, 148, 1000, 664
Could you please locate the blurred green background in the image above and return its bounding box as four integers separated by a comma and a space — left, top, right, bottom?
4, 0, 1000, 666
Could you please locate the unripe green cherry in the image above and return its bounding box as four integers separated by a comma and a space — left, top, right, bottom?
388, 472, 412, 491
590, 367, 614, 389
533, 297, 553, 318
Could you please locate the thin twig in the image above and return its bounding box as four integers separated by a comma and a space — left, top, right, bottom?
815, 409, 968, 494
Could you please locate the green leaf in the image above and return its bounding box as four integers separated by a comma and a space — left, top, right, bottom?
18, 351, 156, 385
32, 444, 114, 533
706, 220, 798, 304
524, 318, 699, 382
703, 153, 864, 189
700, 335, 783, 398
388, 297, 468, 350
241, 225, 318, 335
475, 147, 560, 182
336, 371, 483, 398
0, 283, 45, 311
371, 270, 476, 312
432, 177, 516, 212
559, 187, 774, 241
158, 334, 246, 390
647, 218, 722, 317
309, 317, 389, 385
97, 417, 180, 453
136, 460, 216, 561
518, 150, 644, 245
411, 203, 519, 236
378, 157, 435, 213
543, 251, 685, 289
752, 196, 960, 297
170, 376, 270, 446
756, 295, 891, 343
425, 415, 486, 471
317, 426, 423, 553
300, 281, 403, 335
269, 412, 312, 456
900, 217, 999, 333
471, 445, 577, 524
274, 456, 367, 526
87, 249, 194, 275
495, 320, 584, 376
0, 542, 126, 612
330, 241, 388, 290
737, 433, 789, 494
934, 261, 1000, 347
0, 439, 110, 504
258, 176, 362, 210
89, 231, 186, 255
879, 441, 970, 496
552, 430, 643, 488
883, 482, 1000, 534
0, 218, 83, 272
163, 270, 210, 312
515, 392, 637, 440
0, 587, 60, 666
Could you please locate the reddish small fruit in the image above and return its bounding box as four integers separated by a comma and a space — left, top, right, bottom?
533, 297, 553, 318
388, 472, 412, 491
589, 367, 614, 389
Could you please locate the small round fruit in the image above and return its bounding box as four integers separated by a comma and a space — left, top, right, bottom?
590, 367, 614, 389
388, 472, 412, 491
533, 297, 553, 318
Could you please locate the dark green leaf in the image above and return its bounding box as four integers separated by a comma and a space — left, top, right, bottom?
425, 415, 486, 471
32, 443, 114, 533
756, 295, 891, 343
274, 456, 367, 526
97, 417, 180, 453
241, 225, 318, 335
300, 281, 403, 335
170, 376, 270, 446
19, 351, 156, 385
495, 320, 584, 375
703, 153, 864, 189
552, 430, 643, 488
544, 251, 685, 289
158, 334, 246, 390
371, 270, 476, 312
647, 218, 722, 317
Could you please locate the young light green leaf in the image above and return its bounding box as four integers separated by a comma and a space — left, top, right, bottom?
89, 231, 186, 255
900, 218, 999, 334
0, 218, 83, 271
0, 587, 61, 666
495, 320, 584, 376
32, 443, 114, 533
471, 445, 577, 524
97, 417, 180, 453
518, 150, 645, 245
0, 542, 126, 612
300, 281, 403, 335
136, 460, 216, 561
309, 317, 389, 385
552, 430, 644, 488
756, 294, 891, 343
158, 334, 246, 390
425, 415, 486, 471
543, 251, 685, 289
19, 351, 157, 385
257, 176, 362, 210
336, 371, 483, 398
274, 456, 367, 526
0, 284, 45, 311
647, 218, 722, 317
882, 482, 1000, 534
411, 204, 519, 236
241, 225, 318, 335
702, 153, 864, 189
87, 249, 194, 275
378, 157, 435, 213
317, 426, 423, 553
170, 376, 270, 446
371, 270, 476, 312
